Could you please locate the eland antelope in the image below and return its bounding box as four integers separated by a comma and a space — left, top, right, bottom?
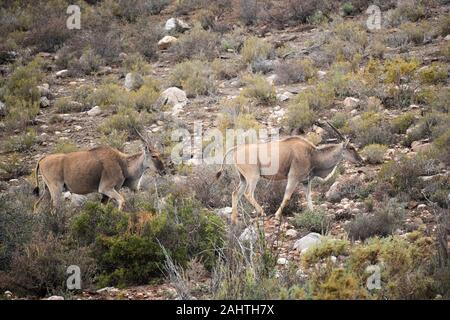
33, 129, 166, 211
216, 122, 363, 224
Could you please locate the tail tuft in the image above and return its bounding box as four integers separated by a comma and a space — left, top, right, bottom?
33, 186, 39, 196
215, 170, 223, 179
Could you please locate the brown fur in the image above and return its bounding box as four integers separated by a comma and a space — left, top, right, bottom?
216, 136, 362, 224
34, 145, 165, 211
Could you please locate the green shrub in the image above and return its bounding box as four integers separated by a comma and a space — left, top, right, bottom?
87, 83, 129, 110
387, 0, 425, 26
171, 25, 219, 61
131, 80, 160, 112
297, 82, 335, 111
54, 97, 86, 114
390, 112, 415, 134
52, 140, 78, 154
400, 21, 426, 45
211, 58, 240, 80
384, 56, 420, 85
331, 112, 348, 129
71, 198, 225, 287
405, 112, 449, 146
284, 101, 317, 131
239, 74, 276, 105
3, 128, 37, 153
99, 107, 153, 136
346, 198, 405, 241
342, 2, 355, 16
241, 36, 272, 65
275, 58, 316, 84
0, 153, 28, 180
294, 209, 330, 234
362, 144, 387, 164
350, 112, 394, 147
2, 57, 44, 129
99, 129, 128, 151
68, 48, 103, 76
170, 60, 215, 97
418, 63, 448, 85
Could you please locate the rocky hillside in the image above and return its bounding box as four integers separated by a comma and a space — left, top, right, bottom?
0, 0, 449, 300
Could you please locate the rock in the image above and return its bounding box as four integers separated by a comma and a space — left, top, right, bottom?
98, 66, 113, 75
164, 18, 190, 32
124, 72, 144, 91
158, 35, 178, 50
343, 97, 360, 109
47, 295, 64, 300
266, 74, 278, 85
0, 101, 6, 117
411, 141, 432, 153
277, 257, 288, 265
216, 207, 232, 217
40, 96, 50, 108
160, 87, 188, 116
55, 69, 69, 78
417, 204, 427, 210
96, 287, 119, 293
325, 174, 363, 202
239, 226, 258, 244
277, 91, 293, 102
37, 84, 51, 98
285, 229, 298, 238
87, 105, 102, 116
317, 70, 327, 79
293, 233, 322, 253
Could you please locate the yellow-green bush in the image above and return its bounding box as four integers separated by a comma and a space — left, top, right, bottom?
275, 58, 317, 84
362, 144, 387, 164
3, 128, 37, 153
239, 74, 276, 105
418, 63, 448, 85
52, 140, 78, 154
384, 56, 420, 85
350, 112, 394, 147
171, 25, 219, 61
390, 112, 416, 134
284, 101, 317, 131
294, 209, 330, 234
241, 36, 272, 65
99, 106, 154, 135
211, 58, 240, 80
170, 60, 216, 97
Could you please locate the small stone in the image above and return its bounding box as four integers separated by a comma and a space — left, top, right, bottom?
124, 72, 144, 91
317, 70, 327, 79
417, 204, 427, 210
293, 232, 322, 253
87, 105, 102, 116
277, 257, 288, 265
158, 36, 178, 50
0, 101, 6, 116
343, 97, 360, 109
40, 96, 50, 108
55, 69, 69, 78
277, 91, 293, 102
216, 207, 232, 217
239, 226, 258, 244
285, 229, 298, 238
47, 295, 64, 300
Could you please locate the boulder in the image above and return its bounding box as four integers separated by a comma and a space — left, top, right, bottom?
160, 87, 188, 116
293, 232, 322, 253
411, 141, 432, 153
40, 96, 50, 108
87, 105, 102, 116
325, 174, 364, 202
158, 35, 178, 50
277, 91, 294, 102
285, 229, 298, 238
124, 72, 144, 91
164, 18, 190, 32
55, 69, 69, 78
0, 101, 6, 117
37, 84, 51, 98
239, 226, 258, 244
343, 97, 360, 109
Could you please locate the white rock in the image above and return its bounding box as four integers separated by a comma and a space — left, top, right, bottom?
293, 232, 322, 253
160, 87, 188, 116
0, 101, 6, 116
124, 72, 144, 91
40, 96, 50, 108
277, 257, 288, 265
87, 105, 102, 116
343, 97, 360, 109
55, 69, 69, 78
411, 141, 432, 153
37, 84, 50, 97
417, 204, 427, 210
277, 91, 293, 102
164, 18, 190, 32
266, 74, 278, 85
47, 295, 64, 300
96, 287, 119, 293
216, 207, 232, 217
317, 70, 327, 79
285, 229, 298, 238
158, 35, 178, 50
239, 226, 258, 243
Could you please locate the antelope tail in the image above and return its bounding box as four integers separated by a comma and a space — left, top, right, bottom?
33, 157, 43, 196
216, 145, 238, 179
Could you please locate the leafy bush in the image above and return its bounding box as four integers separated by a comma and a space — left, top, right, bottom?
284, 101, 317, 132
361, 144, 387, 164
391, 112, 416, 134
346, 198, 405, 241
384, 56, 420, 85
0, 153, 28, 181
169, 60, 215, 97
294, 209, 330, 233
211, 58, 240, 80
99, 129, 128, 151
341, 2, 355, 16
350, 112, 394, 147
171, 25, 219, 61
418, 63, 448, 85
52, 140, 78, 154
275, 58, 316, 85
405, 112, 449, 146
68, 48, 103, 76
99, 107, 153, 135
111, 0, 170, 21
2, 128, 37, 153
71, 198, 225, 286
87, 83, 129, 110
241, 36, 272, 65
239, 74, 276, 105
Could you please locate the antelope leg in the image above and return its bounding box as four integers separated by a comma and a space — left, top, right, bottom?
244, 176, 265, 218
275, 175, 299, 220
231, 178, 246, 224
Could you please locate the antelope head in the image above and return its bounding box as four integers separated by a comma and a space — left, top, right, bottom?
134, 128, 166, 175
325, 121, 363, 165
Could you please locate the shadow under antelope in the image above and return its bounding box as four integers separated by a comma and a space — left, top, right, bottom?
216, 121, 363, 224
33, 129, 166, 211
